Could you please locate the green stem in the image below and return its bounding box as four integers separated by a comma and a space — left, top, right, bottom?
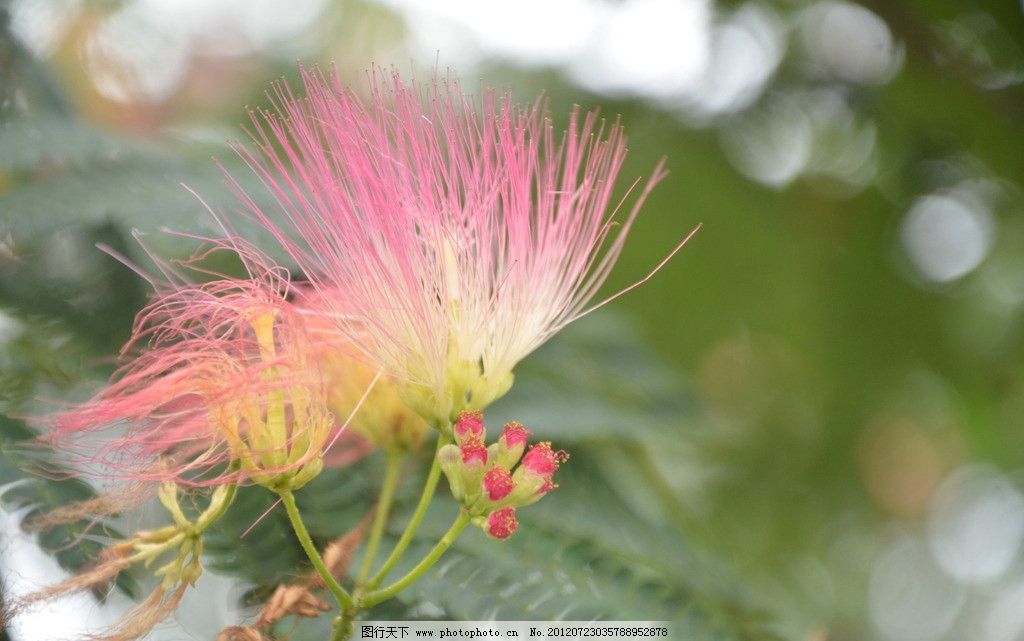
360, 510, 471, 608
278, 489, 355, 611
196, 483, 237, 530
332, 613, 354, 641
365, 433, 450, 589
356, 451, 404, 586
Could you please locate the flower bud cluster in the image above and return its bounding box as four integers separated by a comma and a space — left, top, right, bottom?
134, 482, 235, 588
5, 482, 237, 641
439, 412, 568, 539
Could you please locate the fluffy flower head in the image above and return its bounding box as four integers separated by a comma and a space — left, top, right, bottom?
229, 66, 692, 426
46, 240, 334, 489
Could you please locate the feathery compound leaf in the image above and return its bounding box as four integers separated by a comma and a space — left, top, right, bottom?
1, 154, 224, 245
488, 315, 695, 442
366, 460, 776, 640
0, 116, 285, 258
0, 116, 151, 173
203, 484, 306, 586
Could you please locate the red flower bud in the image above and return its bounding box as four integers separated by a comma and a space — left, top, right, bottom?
486, 507, 519, 540
482, 466, 515, 501
454, 411, 485, 442
521, 442, 568, 478
492, 421, 531, 468
459, 435, 488, 466
500, 422, 531, 449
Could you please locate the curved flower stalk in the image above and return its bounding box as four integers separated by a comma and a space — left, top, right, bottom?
44, 239, 334, 491
228, 66, 693, 426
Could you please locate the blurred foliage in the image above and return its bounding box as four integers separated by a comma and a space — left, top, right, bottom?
1, 0, 1024, 640
0, 414, 137, 598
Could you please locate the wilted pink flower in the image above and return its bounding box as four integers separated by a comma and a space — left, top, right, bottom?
44, 239, 334, 489
227, 66, 697, 425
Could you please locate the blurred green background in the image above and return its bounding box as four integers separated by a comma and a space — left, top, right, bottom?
2, 1, 1023, 640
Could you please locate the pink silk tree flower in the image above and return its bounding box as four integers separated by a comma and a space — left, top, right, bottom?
227, 67, 698, 426
44, 238, 335, 491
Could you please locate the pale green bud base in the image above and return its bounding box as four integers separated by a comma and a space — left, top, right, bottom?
132, 482, 237, 589
399, 364, 514, 430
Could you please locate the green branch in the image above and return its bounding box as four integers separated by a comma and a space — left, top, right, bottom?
356, 451, 404, 586
278, 488, 355, 612
360, 510, 471, 608
365, 433, 450, 589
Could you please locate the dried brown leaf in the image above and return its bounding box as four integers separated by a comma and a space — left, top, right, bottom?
258, 584, 331, 625
216, 625, 269, 641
